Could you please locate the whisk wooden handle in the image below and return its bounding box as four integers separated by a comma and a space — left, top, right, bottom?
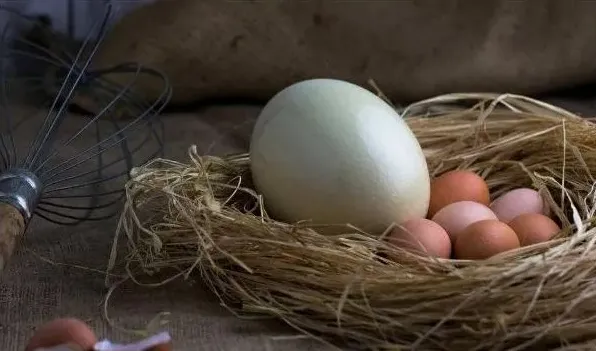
0, 203, 25, 272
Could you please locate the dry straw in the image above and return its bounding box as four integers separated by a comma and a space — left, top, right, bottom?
108, 93, 596, 350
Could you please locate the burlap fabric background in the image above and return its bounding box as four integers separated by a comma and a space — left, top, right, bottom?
0, 105, 333, 350
91, 0, 596, 106
5, 0, 596, 347
2, 97, 596, 350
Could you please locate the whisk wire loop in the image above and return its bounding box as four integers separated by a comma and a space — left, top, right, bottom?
0, 2, 170, 228
24, 4, 113, 170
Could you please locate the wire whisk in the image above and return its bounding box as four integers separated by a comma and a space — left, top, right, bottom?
0, 4, 171, 272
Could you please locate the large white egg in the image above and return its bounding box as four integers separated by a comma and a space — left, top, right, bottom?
249, 79, 430, 234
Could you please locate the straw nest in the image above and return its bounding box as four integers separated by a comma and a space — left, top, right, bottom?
109, 93, 596, 350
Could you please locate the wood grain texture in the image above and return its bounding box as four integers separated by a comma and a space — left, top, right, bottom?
0, 202, 25, 272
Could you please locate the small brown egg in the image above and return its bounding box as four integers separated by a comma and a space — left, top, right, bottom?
508, 213, 561, 246
431, 201, 497, 242
387, 218, 451, 258
454, 219, 520, 260
490, 188, 550, 223
149, 342, 173, 351
25, 318, 97, 351
428, 170, 490, 217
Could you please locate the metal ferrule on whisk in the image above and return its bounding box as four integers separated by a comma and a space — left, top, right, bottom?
0, 169, 42, 221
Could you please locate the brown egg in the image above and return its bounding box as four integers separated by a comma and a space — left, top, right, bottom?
428, 170, 490, 217
149, 342, 173, 351
25, 318, 97, 351
508, 213, 561, 246
454, 219, 520, 260
387, 218, 451, 259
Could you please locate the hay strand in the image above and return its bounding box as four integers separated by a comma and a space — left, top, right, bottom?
109, 93, 596, 350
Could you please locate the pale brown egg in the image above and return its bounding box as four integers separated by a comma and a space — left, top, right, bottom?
431, 201, 497, 243
428, 170, 490, 217
25, 318, 97, 351
387, 218, 451, 259
490, 188, 550, 223
454, 219, 520, 260
508, 213, 561, 246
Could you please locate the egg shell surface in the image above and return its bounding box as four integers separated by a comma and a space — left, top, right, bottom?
250, 79, 430, 234
25, 318, 97, 351
508, 213, 561, 246
490, 188, 549, 223
387, 218, 451, 259
454, 219, 520, 260
431, 201, 498, 242
428, 170, 490, 217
